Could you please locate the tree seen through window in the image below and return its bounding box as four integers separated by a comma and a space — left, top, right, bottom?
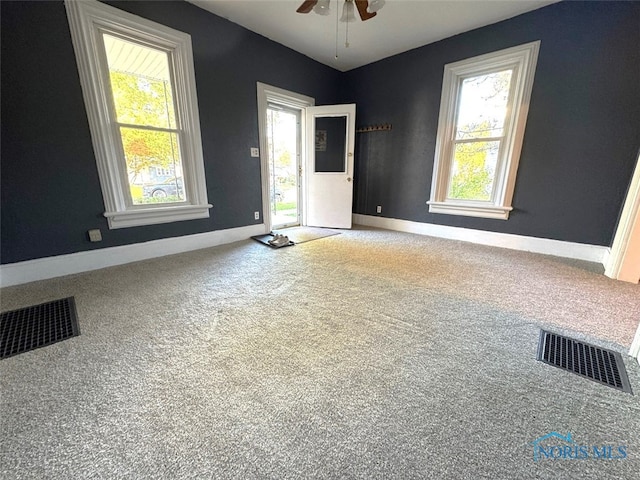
104, 34, 184, 204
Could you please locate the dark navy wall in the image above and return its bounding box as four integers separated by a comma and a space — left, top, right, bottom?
2, 1, 638, 265
0, 0, 341, 264
345, 1, 640, 246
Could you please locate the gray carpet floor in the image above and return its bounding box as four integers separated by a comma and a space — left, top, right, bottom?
272, 226, 340, 244
1, 227, 639, 479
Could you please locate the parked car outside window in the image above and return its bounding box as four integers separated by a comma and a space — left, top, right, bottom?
143, 177, 184, 200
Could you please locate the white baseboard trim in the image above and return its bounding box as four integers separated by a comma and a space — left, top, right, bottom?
353, 214, 609, 264
0, 224, 267, 288
2, 217, 610, 288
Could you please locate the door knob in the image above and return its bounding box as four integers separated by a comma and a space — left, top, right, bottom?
347, 177, 352, 182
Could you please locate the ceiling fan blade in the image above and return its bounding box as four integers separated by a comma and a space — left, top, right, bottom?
296, 0, 319, 14
355, 0, 377, 21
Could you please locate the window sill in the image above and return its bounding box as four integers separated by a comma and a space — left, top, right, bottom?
427, 201, 512, 220
104, 204, 212, 229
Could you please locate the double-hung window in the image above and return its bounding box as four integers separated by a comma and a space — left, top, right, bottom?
428, 41, 540, 220
65, 0, 210, 229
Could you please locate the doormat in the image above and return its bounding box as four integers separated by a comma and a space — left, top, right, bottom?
1, 297, 80, 360
537, 330, 632, 394
251, 233, 295, 249
272, 226, 341, 244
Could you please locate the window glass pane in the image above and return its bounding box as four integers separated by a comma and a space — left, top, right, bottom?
120, 127, 185, 204
455, 70, 512, 140
103, 34, 176, 129
447, 141, 500, 201
314, 116, 347, 173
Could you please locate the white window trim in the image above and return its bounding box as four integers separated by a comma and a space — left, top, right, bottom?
65, 0, 211, 229
428, 41, 540, 220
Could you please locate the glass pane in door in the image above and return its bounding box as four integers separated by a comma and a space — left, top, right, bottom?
314, 116, 347, 173
267, 106, 299, 228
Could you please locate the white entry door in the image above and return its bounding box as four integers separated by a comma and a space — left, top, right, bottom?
305, 104, 356, 229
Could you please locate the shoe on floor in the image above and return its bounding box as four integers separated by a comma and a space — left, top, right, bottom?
268, 234, 290, 247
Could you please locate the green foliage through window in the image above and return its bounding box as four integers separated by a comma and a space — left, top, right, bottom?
448, 140, 495, 201
105, 41, 185, 205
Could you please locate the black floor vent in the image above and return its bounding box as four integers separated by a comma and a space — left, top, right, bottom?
1, 297, 80, 360
537, 330, 632, 394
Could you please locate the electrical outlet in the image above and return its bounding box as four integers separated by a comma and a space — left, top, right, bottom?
254, 211, 260, 220
88, 228, 102, 242
376, 205, 382, 214
250, 147, 259, 157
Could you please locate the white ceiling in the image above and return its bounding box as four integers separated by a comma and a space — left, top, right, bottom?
187, 0, 558, 71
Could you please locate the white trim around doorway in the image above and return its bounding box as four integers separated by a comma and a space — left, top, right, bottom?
605, 151, 640, 284
256, 83, 314, 232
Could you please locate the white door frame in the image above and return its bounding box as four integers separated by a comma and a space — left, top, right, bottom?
257, 83, 314, 232
605, 151, 640, 283
604, 150, 640, 361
